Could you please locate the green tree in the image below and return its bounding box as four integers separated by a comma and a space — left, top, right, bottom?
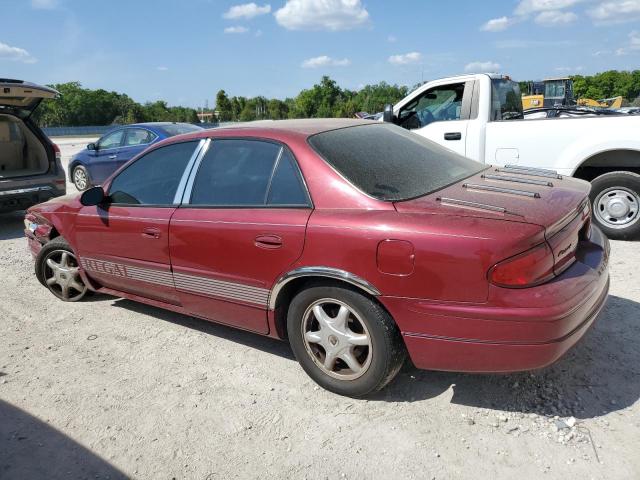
215, 89, 233, 121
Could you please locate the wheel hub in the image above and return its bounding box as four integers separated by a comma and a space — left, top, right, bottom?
301, 299, 372, 380
44, 250, 87, 301
594, 187, 640, 229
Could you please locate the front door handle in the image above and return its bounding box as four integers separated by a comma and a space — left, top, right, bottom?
444, 132, 462, 141
255, 234, 283, 249
142, 227, 161, 239
108, 155, 117, 159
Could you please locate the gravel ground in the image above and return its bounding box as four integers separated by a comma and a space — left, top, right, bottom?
1, 139, 639, 479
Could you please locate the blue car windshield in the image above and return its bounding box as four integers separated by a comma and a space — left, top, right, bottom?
160, 124, 203, 136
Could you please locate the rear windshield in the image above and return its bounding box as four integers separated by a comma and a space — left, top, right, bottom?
491, 79, 524, 120
160, 123, 203, 136
308, 123, 486, 202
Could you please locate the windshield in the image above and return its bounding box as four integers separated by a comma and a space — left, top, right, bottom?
160, 123, 203, 136
491, 79, 523, 120
308, 123, 486, 202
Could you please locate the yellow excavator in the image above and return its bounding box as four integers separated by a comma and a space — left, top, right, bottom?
522, 77, 623, 110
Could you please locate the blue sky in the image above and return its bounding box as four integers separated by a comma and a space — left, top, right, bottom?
1, 0, 639, 108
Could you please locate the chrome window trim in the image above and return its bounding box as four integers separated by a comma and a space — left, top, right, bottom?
181, 138, 212, 204
173, 139, 207, 205
268, 266, 381, 310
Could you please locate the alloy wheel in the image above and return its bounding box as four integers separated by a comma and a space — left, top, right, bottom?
43, 249, 87, 301
301, 298, 372, 380
73, 167, 89, 191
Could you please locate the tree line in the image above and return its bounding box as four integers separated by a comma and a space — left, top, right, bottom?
33, 82, 200, 127
33, 70, 640, 127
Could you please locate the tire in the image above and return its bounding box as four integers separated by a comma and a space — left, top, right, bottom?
72, 165, 91, 191
35, 237, 89, 302
589, 171, 640, 240
287, 285, 406, 397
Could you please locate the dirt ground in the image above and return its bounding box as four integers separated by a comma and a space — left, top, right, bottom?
1, 138, 639, 479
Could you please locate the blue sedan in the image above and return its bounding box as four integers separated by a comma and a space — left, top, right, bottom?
68, 122, 203, 190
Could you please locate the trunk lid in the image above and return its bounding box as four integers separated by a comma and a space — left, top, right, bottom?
0, 79, 59, 117
395, 165, 592, 275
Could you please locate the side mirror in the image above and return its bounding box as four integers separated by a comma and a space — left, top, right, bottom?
80, 186, 106, 206
383, 104, 395, 123
87, 143, 97, 151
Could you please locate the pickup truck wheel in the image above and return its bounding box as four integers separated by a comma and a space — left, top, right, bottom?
287, 285, 406, 397
590, 171, 640, 240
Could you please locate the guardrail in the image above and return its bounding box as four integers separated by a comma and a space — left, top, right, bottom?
42, 122, 224, 137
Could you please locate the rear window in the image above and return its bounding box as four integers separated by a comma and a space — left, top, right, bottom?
160, 124, 203, 137
491, 79, 524, 120
308, 123, 486, 202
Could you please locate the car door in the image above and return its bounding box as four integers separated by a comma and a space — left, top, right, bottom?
396, 81, 472, 157
118, 128, 158, 166
169, 138, 312, 334
90, 129, 125, 184
74, 140, 204, 303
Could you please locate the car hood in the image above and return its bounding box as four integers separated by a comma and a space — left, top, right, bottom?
394, 166, 590, 230
0, 79, 59, 117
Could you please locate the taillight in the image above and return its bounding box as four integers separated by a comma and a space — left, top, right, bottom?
52, 143, 61, 161
489, 242, 555, 288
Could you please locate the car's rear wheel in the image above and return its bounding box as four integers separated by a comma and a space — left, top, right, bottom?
590, 171, 640, 240
35, 237, 88, 302
287, 285, 405, 397
72, 165, 91, 191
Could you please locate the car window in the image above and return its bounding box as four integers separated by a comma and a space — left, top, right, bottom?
98, 130, 124, 150
267, 149, 310, 206
160, 124, 203, 136
309, 123, 486, 202
399, 83, 465, 129
190, 139, 306, 207
108, 141, 199, 205
124, 128, 156, 146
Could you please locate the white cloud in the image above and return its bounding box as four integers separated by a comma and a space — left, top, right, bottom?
554, 65, 584, 72
464, 61, 501, 73
301, 55, 351, 68
388, 52, 422, 65
31, 0, 58, 9
0, 42, 37, 63
535, 10, 578, 25
515, 0, 583, 15
223, 3, 271, 20
156, 66, 169, 71
275, 0, 369, 31
481, 16, 512, 32
224, 26, 249, 34
387, 35, 397, 43
588, 0, 640, 23
616, 30, 640, 55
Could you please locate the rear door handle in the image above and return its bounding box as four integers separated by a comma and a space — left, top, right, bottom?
255, 235, 283, 249
108, 155, 117, 159
444, 132, 462, 141
142, 227, 161, 239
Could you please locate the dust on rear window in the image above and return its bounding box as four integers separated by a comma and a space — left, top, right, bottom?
308, 123, 486, 202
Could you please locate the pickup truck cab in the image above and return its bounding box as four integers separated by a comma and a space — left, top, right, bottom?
386, 73, 640, 239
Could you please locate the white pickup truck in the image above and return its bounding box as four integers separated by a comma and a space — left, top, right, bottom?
384, 73, 640, 239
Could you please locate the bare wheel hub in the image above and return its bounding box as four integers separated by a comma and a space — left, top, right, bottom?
44, 250, 87, 301
301, 299, 372, 380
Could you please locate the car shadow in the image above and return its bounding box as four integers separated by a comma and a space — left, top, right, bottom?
376, 294, 640, 419
0, 211, 26, 241
0, 399, 127, 479
111, 298, 295, 361
103, 293, 638, 420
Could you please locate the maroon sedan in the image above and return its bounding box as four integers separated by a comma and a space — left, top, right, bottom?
25, 120, 610, 397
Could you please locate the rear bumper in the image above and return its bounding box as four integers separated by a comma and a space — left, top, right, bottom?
0, 184, 65, 213
382, 226, 610, 373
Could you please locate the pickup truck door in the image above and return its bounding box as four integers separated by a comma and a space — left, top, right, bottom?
394, 81, 474, 158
